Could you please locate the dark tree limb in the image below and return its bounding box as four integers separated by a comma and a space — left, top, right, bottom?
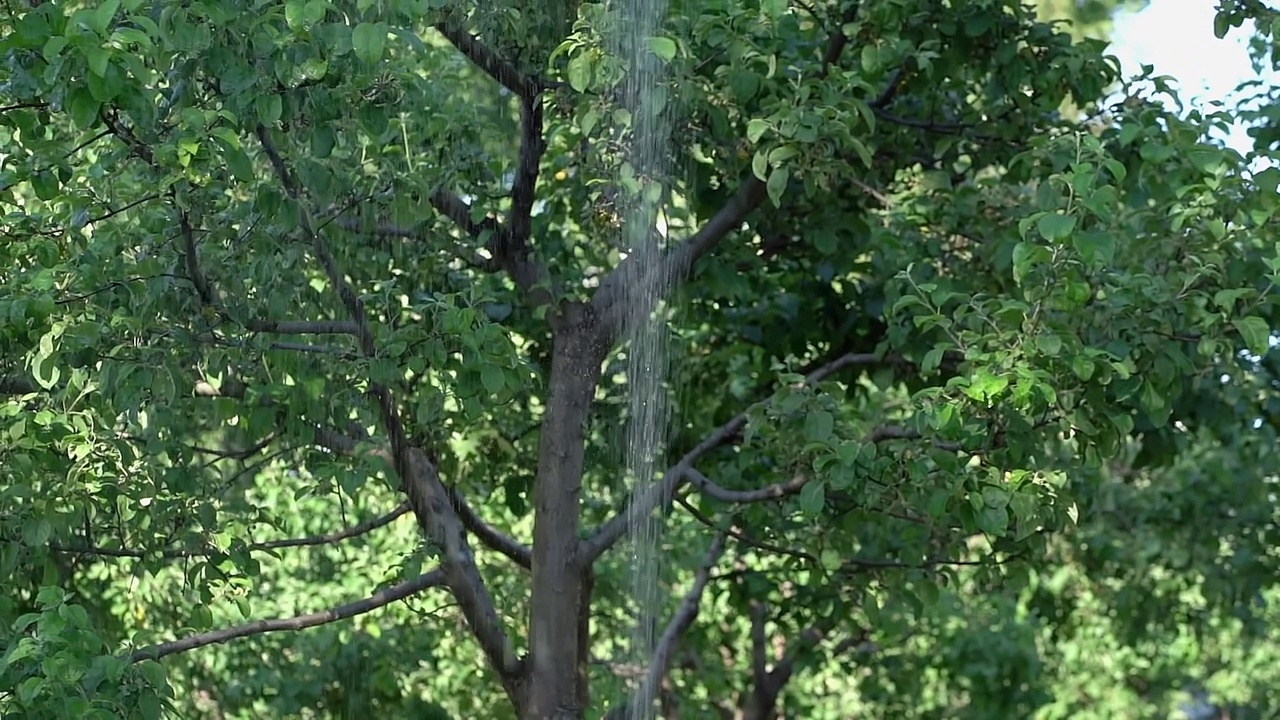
592, 176, 767, 346
254, 124, 526, 705
312, 424, 531, 570
128, 568, 446, 663
675, 496, 816, 563
819, 2, 863, 77
426, 17, 556, 313
604, 533, 727, 720
686, 468, 808, 504
48, 502, 411, 560
179, 209, 215, 306
582, 351, 882, 563
0, 373, 38, 395
445, 486, 533, 570
243, 320, 360, 335
510, 93, 545, 245
525, 306, 608, 716
433, 19, 545, 100
333, 213, 490, 270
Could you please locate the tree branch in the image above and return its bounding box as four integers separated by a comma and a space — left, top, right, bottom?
48, 502, 411, 559
433, 18, 545, 101
674, 494, 815, 563
445, 486, 533, 570
593, 176, 767, 345
254, 124, 524, 702
686, 468, 808, 504
128, 569, 446, 663
244, 320, 360, 335
0, 373, 38, 395
605, 534, 727, 720
581, 351, 882, 563
749, 601, 769, 691
310, 425, 532, 570
510, 93, 545, 245
333, 212, 490, 270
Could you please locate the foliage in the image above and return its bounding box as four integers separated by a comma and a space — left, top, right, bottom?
2, 0, 1279, 718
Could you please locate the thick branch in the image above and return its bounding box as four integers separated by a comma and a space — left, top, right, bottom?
510, 93, 545, 244
179, 210, 215, 306
129, 569, 446, 663
749, 601, 769, 691
434, 19, 544, 100
420, 28, 555, 308
687, 468, 807, 504
0, 373, 37, 395
254, 124, 523, 701
313, 426, 531, 570
582, 351, 881, 563
526, 309, 606, 716
446, 486, 533, 570
605, 534, 727, 720
593, 176, 767, 345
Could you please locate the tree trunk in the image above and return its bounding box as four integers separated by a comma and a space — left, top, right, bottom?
525, 304, 605, 719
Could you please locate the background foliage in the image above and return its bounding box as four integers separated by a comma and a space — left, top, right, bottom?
3, 0, 1280, 718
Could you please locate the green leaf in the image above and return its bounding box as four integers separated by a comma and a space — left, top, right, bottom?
798, 479, 826, 515
751, 150, 768, 181
804, 409, 834, 443
766, 166, 788, 207
87, 62, 124, 101
768, 144, 798, 164
964, 371, 1008, 403
812, 229, 837, 255
30, 170, 60, 199
860, 44, 879, 73
746, 118, 769, 144
22, 518, 52, 546
1010, 242, 1048, 285
1072, 230, 1115, 266
1071, 355, 1095, 381
303, 0, 327, 25
566, 52, 592, 93
647, 36, 677, 62
1233, 316, 1271, 355
1036, 213, 1076, 241
257, 94, 282, 125
977, 506, 1009, 536
65, 86, 102, 130
761, 0, 787, 18
847, 138, 873, 168
1034, 333, 1062, 356
352, 22, 387, 64
90, 0, 121, 35
18, 677, 43, 703
1213, 11, 1230, 39
579, 109, 598, 135
82, 44, 111, 78
1139, 381, 1169, 424
1213, 288, 1252, 311
819, 549, 842, 572
285, 0, 308, 31
481, 364, 505, 394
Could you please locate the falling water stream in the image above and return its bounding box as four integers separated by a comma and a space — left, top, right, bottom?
609, 0, 674, 716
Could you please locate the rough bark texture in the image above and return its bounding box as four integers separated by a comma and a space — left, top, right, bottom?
526, 303, 606, 719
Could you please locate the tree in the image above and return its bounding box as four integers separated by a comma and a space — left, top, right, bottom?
2, 0, 1279, 718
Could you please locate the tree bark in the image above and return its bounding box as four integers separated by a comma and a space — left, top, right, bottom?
526, 303, 606, 719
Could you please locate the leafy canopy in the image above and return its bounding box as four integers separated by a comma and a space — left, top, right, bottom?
2, 0, 1280, 718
